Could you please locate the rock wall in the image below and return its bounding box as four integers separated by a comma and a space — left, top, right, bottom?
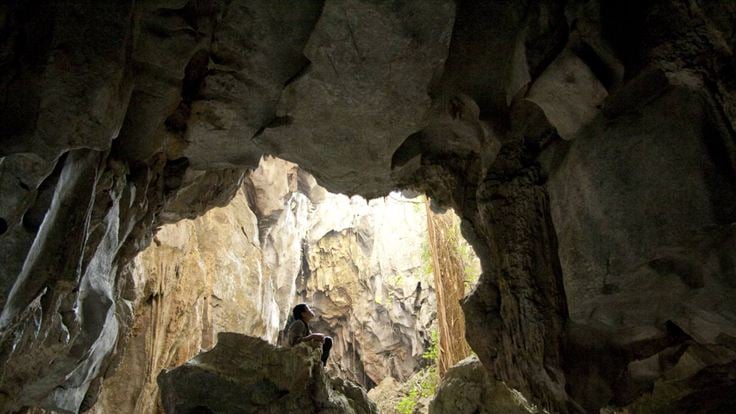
298, 192, 438, 387
247, 157, 443, 389
89, 188, 279, 414
400, 2, 736, 412
538, 19, 736, 414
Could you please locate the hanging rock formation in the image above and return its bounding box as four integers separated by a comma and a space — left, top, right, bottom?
0, 1, 735, 413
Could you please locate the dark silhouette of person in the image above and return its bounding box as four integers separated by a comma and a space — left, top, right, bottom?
286, 303, 332, 367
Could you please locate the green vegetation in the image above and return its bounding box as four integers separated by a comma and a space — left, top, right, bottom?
395, 388, 418, 414
411, 196, 426, 215
390, 273, 405, 287
422, 329, 439, 362
395, 367, 439, 414
420, 240, 433, 280
395, 329, 440, 414
464, 266, 479, 287
453, 223, 480, 288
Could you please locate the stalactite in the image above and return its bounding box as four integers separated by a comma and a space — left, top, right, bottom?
424, 198, 472, 377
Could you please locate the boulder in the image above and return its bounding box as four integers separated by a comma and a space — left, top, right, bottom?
158, 332, 377, 414
429, 356, 542, 414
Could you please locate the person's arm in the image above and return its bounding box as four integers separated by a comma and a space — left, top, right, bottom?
302, 333, 325, 343
288, 321, 324, 346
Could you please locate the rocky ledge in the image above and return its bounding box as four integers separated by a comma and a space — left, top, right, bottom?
158, 332, 377, 414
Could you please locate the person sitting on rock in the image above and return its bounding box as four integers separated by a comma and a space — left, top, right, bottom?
287, 303, 332, 367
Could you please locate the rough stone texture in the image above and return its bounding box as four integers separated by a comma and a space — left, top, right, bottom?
540, 16, 736, 413
429, 356, 542, 414
1, 1, 735, 413
414, 2, 736, 412
547, 79, 736, 322
524, 49, 608, 140
88, 188, 277, 414
254, 0, 456, 196
365, 376, 403, 414
248, 159, 314, 327
246, 157, 445, 388
298, 191, 439, 387
245, 157, 453, 389
158, 332, 377, 414
367, 367, 436, 414
0, 149, 130, 413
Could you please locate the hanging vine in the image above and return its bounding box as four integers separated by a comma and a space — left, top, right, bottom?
424, 198, 472, 377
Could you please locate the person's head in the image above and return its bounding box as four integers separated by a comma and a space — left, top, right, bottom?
292, 303, 315, 322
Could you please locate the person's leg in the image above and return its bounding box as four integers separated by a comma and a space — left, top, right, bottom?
321, 336, 333, 366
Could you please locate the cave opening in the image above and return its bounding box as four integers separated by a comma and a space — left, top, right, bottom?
94, 155, 487, 413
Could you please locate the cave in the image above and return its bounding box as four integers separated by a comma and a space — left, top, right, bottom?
81, 156, 483, 413
1, 1, 736, 414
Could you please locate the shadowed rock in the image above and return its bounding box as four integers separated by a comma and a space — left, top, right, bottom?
429, 356, 542, 414
158, 332, 377, 414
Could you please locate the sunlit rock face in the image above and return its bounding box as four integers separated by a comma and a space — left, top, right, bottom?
89, 188, 275, 414
244, 156, 441, 388
1, 1, 735, 413
298, 190, 437, 387
246, 157, 313, 326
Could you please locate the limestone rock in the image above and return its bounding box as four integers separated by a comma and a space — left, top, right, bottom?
429, 356, 542, 414
544, 73, 736, 410
299, 192, 439, 387
180, 0, 322, 170
243, 157, 444, 389
90, 188, 275, 414
90, 159, 446, 412
524, 48, 608, 140
158, 332, 378, 414
620, 343, 736, 413
367, 367, 436, 414
255, 0, 456, 196
366, 376, 402, 413
1, 1, 736, 413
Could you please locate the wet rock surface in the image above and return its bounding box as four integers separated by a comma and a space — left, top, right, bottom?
158, 332, 377, 414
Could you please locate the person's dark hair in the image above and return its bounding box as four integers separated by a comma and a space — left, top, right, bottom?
292, 303, 308, 321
